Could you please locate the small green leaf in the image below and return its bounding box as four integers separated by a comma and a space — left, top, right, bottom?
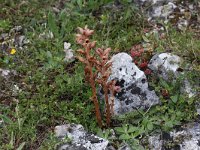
171, 94, 178, 103
128, 125, 137, 133
115, 127, 124, 133
147, 122, 153, 131
119, 134, 130, 140
142, 35, 150, 42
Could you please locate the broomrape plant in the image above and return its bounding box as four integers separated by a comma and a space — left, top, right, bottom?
76, 26, 120, 127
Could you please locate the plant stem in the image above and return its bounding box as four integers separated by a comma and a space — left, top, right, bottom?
89, 72, 102, 127
103, 84, 111, 127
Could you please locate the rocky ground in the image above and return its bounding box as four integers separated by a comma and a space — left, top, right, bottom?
0, 0, 199, 149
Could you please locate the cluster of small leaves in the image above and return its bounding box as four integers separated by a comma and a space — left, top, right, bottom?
130, 44, 152, 75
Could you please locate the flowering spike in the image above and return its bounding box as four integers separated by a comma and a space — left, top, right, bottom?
75, 26, 120, 127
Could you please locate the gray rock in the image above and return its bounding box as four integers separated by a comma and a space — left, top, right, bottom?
148, 122, 200, 150
0, 68, 11, 78
148, 53, 182, 80
14, 35, 26, 47
63, 42, 74, 62
10, 26, 23, 34
149, 2, 177, 21
134, 0, 199, 31
148, 134, 163, 150
104, 53, 160, 115
0, 26, 28, 50
148, 53, 196, 98
55, 124, 109, 150
134, 0, 176, 21
0, 68, 16, 80
177, 19, 189, 31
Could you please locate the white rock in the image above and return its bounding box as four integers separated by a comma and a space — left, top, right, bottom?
0, 68, 11, 78
148, 53, 196, 98
55, 124, 109, 150
63, 42, 74, 62
148, 134, 163, 150
100, 53, 160, 115
148, 122, 200, 150
178, 19, 189, 31
148, 53, 182, 80
55, 124, 70, 138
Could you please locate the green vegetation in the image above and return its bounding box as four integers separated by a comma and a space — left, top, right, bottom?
0, 0, 199, 149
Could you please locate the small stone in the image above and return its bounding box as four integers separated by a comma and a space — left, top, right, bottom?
63, 42, 74, 62
55, 125, 70, 138
15, 35, 26, 47
10, 26, 23, 34
12, 84, 21, 96
0, 68, 17, 80
177, 19, 189, 31
55, 123, 109, 150
0, 68, 11, 78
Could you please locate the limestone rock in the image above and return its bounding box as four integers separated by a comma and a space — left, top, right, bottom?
148, 53, 196, 98
134, 0, 176, 21
55, 124, 109, 150
148, 121, 200, 150
133, 0, 200, 30
148, 53, 182, 80
103, 53, 160, 115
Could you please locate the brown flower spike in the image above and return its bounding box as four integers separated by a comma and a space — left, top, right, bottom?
76, 26, 119, 127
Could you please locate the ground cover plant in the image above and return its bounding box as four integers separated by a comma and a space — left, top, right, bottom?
0, 0, 199, 149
